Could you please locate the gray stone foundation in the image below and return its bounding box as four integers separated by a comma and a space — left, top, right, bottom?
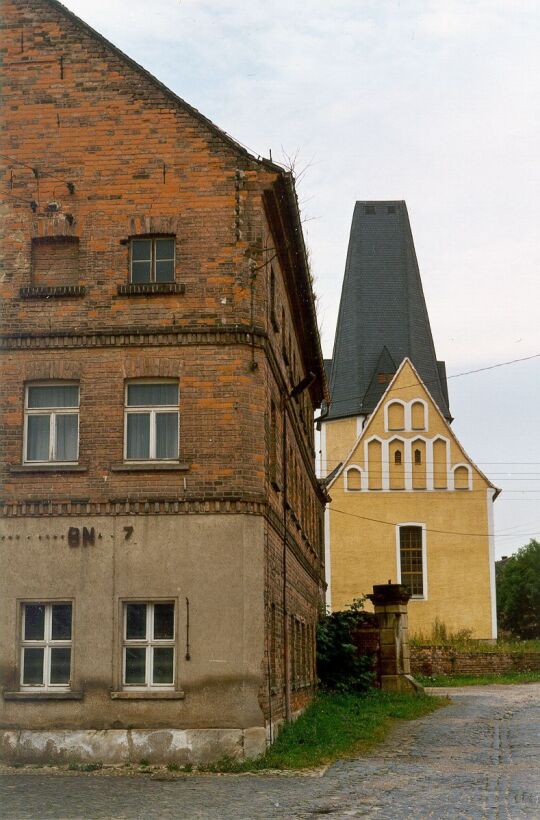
0, 727, 267, 766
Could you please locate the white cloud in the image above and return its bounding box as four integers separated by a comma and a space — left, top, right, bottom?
58, 0, 540, 552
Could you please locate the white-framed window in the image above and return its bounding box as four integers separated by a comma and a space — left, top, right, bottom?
21, 602, 72, 689
124, 381, 179, 461
130, 237, 175, 283
24, 383, 79, 464
123, 602, 175, 689
396, 524, 427, 599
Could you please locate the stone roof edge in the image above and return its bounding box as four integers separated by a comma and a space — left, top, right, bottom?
45, 0, 284, 174
326, 356, 500, 497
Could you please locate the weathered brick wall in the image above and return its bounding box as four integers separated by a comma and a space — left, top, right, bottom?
411, 646, 540, 676
262, 518, 320, 724
31, 236, 79, 286
0, 0, 326, 736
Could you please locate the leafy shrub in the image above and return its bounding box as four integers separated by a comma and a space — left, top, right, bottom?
497, 540, 540, 639
316, 598, 375, 692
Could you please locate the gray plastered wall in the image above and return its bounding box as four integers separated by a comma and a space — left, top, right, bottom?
0, 514, 265, 736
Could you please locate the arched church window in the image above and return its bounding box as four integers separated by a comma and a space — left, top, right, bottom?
454, 465, 470, 490
414, 449, 422, 465
411, 401, 426, 430
394, 450, 402, 465
387, 402, 405, 431
346, 468, 362, 491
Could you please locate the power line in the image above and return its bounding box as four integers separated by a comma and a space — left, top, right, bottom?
0, 151, 75, 188
330, 506, 539, 538
324, 352, 540, 408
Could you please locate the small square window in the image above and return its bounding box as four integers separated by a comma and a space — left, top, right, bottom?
387, 205, 396, 214
21, 603, 72, 689
24, 383, 79, 464
364, 205, 376, 215
130, 237, 175, 283
123, 602, 175, 689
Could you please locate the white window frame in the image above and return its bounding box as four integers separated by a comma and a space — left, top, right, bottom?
122, 601, 176, 690
20, 602, 73, 691
395, 523, 428, 600
344, 465, 365, 492
124, 379, 179, 462
23, 382, 80, 465
129, 236, 175, 283
384, 399, 406, 432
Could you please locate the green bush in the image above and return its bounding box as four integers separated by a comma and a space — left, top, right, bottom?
497, 540, 540, 639
316, 598, 375, 692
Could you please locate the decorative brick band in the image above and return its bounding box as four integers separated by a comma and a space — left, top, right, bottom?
0, 325, 262, 350
116, 283, 186, 296
19, 285, 86, 299
0, 496, 267, 518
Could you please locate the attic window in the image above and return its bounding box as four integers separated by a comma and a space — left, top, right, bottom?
387, 205, 396, 214
377, 373, 394, 384
130, 237, 175, 283
364, 205, 376, 215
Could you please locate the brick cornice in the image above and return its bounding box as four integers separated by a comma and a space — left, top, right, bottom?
0, 495, 267, 518
0, 325, 265, 351
0, 494, 324, 582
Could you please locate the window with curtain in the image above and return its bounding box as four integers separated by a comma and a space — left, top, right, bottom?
125, 381, 179, 460
24, 384, 79, 463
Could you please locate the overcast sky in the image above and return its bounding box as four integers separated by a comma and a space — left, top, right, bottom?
61, 0, 540, 557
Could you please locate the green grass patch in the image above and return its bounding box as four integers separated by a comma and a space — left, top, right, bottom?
202, 690, 445, 772
419, 670, 540, 687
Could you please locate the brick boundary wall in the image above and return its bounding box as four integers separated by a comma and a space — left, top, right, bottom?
411, 646, 540, 676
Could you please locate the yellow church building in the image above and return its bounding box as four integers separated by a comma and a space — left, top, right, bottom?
321, 201, 499, 640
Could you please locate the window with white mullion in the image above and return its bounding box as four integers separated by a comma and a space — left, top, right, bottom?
24, 384, 79, 464
123, 602, 175, 689
124, 382, 179, 461
21, 603, 72, 689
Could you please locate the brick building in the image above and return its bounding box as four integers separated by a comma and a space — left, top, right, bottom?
0, 0, 328, 764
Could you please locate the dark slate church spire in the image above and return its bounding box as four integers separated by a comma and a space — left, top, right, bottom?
327, 201, 451, 421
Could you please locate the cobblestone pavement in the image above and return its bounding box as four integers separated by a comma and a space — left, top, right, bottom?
1, 684, 539, 819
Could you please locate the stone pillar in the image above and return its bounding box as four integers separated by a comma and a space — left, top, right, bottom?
368, 583, 423, 693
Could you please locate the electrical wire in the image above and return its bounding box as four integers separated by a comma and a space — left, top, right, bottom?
1, 151, 75, 187
330, 506, 539, 538
323, 352, 540, 408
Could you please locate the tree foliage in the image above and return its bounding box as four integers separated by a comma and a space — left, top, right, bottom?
316, 598, 375, 692
496, 540, 540, 639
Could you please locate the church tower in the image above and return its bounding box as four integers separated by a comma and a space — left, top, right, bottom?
321, 202, 498, 639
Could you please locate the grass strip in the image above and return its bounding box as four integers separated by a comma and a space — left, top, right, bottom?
202, 690, 445, 772
419, 670, 540, 687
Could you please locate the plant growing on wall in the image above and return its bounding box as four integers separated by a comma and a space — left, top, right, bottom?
316, 598, 376, 692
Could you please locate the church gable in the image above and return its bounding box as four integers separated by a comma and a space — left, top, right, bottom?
333, 358, 496, 495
